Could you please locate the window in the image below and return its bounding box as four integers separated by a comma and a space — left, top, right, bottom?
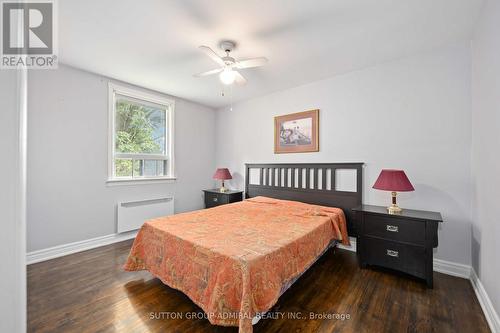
108, 83, 174, 182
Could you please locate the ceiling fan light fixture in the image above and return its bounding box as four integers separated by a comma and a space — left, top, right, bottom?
219, 68, 236, 85
195, 42, 267, 86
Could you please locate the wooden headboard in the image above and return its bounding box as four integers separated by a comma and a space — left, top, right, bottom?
245, 163, 363, 236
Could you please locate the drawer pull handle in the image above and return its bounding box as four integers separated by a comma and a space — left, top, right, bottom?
213, 197, 218, 202
386, 225, 399, 232
386, 249, 399, 257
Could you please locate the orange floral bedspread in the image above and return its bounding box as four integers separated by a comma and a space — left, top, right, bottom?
124, 196, 349, 332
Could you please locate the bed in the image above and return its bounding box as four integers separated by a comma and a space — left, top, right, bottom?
124, 163, 363, 333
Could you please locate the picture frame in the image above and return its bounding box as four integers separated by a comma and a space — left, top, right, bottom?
274, 109, 319, 154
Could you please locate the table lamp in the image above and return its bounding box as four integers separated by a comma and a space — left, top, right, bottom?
373, 169, 414, 214
213, 168, 232, 193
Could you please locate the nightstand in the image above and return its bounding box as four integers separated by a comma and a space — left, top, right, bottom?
203, 189, 243, 208
353, 205, 443, 288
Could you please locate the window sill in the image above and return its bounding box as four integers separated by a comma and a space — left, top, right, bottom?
106, 177, 177, 187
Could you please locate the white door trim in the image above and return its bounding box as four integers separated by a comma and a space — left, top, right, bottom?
16, 66, 28, 333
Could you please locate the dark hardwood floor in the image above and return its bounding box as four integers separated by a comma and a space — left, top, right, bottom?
28, 240, 490, 333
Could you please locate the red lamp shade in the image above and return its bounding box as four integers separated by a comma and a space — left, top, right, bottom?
213, 168, 232, 180
373, 169, 415, 192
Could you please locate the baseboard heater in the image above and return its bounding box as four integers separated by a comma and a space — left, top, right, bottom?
117, 197, 174, 233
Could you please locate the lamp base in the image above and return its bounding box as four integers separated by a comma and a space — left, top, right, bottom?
387, 191, 402, 214
387, 205, 402, 214
219, 180, 227, 193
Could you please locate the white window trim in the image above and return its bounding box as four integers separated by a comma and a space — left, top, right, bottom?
107, 82, 175, 184
106, 177, 177, 187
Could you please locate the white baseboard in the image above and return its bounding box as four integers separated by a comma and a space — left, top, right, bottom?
432, 258, 471, 279
471, 269, 500, 333
26, 230, 138, 265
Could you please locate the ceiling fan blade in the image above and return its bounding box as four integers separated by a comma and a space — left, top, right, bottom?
234, 71, 247, 86
199, 46, 225, 66
235, 57, 268, 69
193, 67, 223, 77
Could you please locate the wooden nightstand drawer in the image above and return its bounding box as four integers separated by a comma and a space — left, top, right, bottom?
363, 214, 425, 246
203, 189, 243, 208
204, 192, 228, 208
363, 236, 426, 279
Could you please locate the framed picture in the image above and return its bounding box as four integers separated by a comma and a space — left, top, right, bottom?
274, 109, 319, 154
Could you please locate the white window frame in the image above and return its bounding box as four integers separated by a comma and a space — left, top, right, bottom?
107, 82, 175, 185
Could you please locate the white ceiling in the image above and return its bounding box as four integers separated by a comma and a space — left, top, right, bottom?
59, 0, 483, 108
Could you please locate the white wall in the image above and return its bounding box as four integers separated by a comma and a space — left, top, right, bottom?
215, 43, 472, 265
27, 64, 216, 252
471, 0, 500, 319
0, 70, 27, 332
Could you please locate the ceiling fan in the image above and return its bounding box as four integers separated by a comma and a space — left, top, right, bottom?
193, 41, 268, 85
